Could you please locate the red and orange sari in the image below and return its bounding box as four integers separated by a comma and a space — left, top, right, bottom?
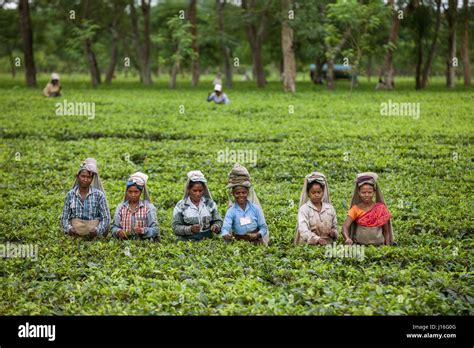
356, 202, 391, 227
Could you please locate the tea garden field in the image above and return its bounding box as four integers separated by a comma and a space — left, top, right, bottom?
0, 74, 472, 315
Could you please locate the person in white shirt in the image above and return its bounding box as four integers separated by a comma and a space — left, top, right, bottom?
207, 84, 230, 104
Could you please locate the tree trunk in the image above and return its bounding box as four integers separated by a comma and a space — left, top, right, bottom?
252, 39, 266, 87
242, 0, 267, 88
460, 0, 471, 85
170, 62, 179, 89
217, 0, 233, 88
415, 29, 423, 89
315, 57, 325, 84
105, 3, 125, 84
19, 0, 36, 87
83, 0, 101, 87
85, 38, 101, 87
419, 0, 441, 89
281, 0, 296, 93
446, 0, 456, 88
189, 0, 200, 87
326, 28, 351, 90
130, 0, 152, 85
367, 55, 372, 83
326, 60, 335, 90
382, 0, 400, 90
9, 52, 16, 78
141, 0, 152, 85
105, 29, 118, 84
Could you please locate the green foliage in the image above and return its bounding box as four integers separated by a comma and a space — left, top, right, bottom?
0, 75, 472, 315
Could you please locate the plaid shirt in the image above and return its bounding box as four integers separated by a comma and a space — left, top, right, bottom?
111, 200, 159, 239
60, 187, 110, 235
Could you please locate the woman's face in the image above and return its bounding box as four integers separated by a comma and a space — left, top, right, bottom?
358, 184, 375, 204
77, 170, 93, 188
126, 185, 142, 203
232, 187, 248, 205
308, 183, 324, 204
189, 182, 204, 202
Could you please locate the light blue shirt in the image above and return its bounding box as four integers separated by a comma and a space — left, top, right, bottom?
221, 201, 268, 238
207, 92, 230, 104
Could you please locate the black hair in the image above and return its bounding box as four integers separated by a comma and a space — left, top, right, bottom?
232, 185, 248, 192
307, 181, 324, 193
188, 181, 204, 189
126, 183, 143, 191
77, 169, 94, 177
358, 182, 375, 190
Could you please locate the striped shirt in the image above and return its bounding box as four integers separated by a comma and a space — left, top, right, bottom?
61, 187, 110, 235
112, 200, 159, 240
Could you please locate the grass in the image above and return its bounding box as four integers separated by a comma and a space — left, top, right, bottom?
0, 74, 472, 315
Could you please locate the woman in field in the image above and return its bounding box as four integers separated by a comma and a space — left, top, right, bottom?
172, 171, 223, 241
43, 73, 62, 97
112, 172, 159, 241
294, 172, 338, 246
221, 163, 269, 245
342, 172, 394, 246
60, 158, 110, 238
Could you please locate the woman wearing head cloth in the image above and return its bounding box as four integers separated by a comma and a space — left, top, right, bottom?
294, 172, 338, 246
60, 158, 110, 238
342, 172, 394, 246
221, 163, 269, 246
112, 172, 160, 241
172, 170, 223, 241
43, 73, 62, 97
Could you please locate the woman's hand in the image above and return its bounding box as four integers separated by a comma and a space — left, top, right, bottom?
223, 234, 233, 241
249, 232, 260, 241
134, 225, 144, 235
318, 238, 328, 246
345, 238, 354, 245
191, 224, 201, 233
68, 227, 77, 236
117, 230, 127, 239
308, 236, 319, 245
211, 224, 220, 233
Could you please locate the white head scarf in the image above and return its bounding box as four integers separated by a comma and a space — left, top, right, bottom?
298, 172, 331, 208
183, 170, 213, 201
51, 73, 60, 81
73, 158, 105, 193
294, 172, 331, 244
125, 171, 150, 202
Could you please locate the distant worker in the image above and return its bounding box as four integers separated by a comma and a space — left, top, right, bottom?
207, 84, 230, 105
43, 73, 62, 97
